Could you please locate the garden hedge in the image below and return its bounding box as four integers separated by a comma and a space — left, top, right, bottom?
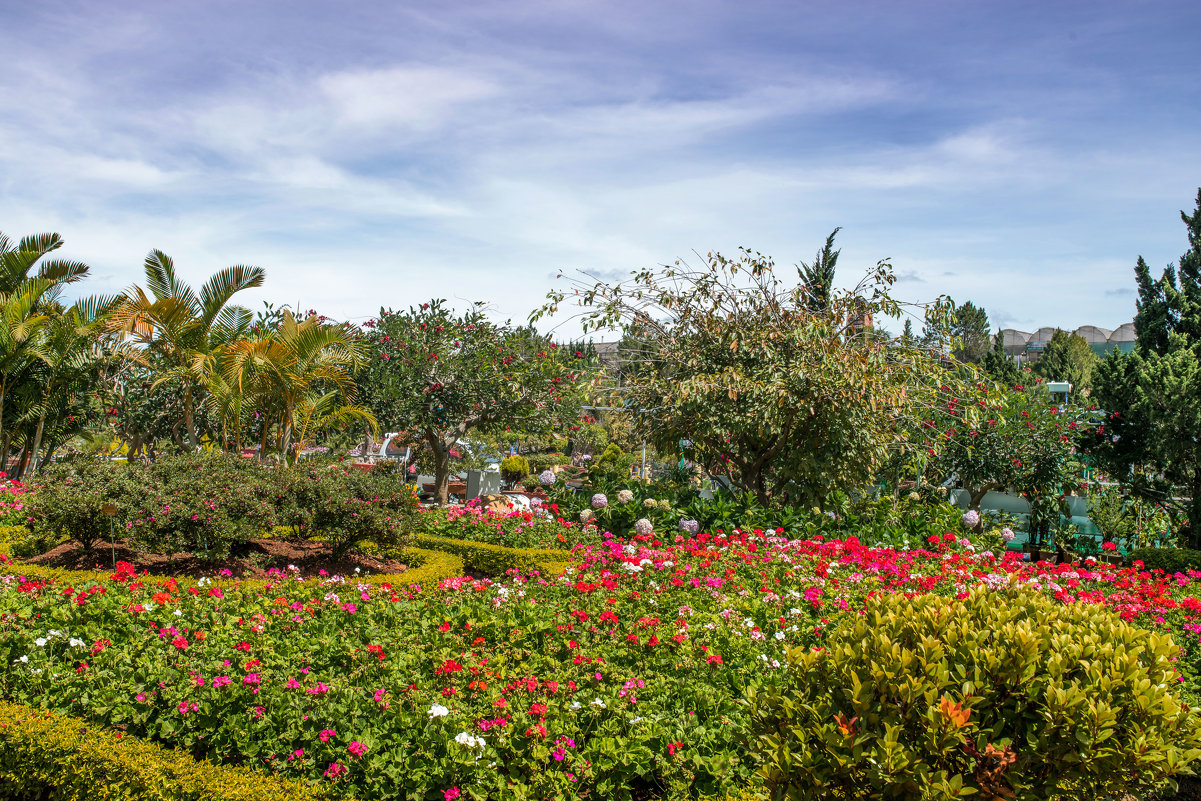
1129, 547, 1201, 575
0, 700, 349, 801
410, 531, 573, 577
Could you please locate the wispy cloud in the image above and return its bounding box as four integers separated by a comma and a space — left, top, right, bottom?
0, 0, 1196, 335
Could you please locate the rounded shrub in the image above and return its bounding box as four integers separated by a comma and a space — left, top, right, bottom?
24, 458, 140, 551
745, 587, 1201, 800
499, 454, 530, 487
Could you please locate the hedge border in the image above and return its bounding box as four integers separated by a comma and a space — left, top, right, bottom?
410, 532, 574, 577
0, 523, 465, 593
0, 699, 350, 801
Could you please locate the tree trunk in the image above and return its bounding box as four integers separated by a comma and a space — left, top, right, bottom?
259, 414, 270, 462
0, 377, 7, 473
280, 402, 294, 464
429, 433, 451, 506
26, 412, 47, 478
182, 383, 199, 450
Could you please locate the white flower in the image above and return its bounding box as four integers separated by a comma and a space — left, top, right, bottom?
48, 630, 62, 638
629, 716, 643, 723
428, 703, 450, 719
173, 609, 183, 617
774, 631, 785, 641
617, 489, 634, 504
591, 698, 606, 708
454, 731, 485, 748
570, 701, 581, 710
69, 638, 84, 648
34, 638, 47, 648
16, 655, 27, 664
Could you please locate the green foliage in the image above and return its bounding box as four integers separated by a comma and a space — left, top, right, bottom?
745, 588, 1201, 800
1127, 547, 1201, 575
411, 532, 572, 577
270, 463, 418, 560
359, 299, 594, 504
796, 227, 841, 313
919, 379, 1090, 547
23, 458, 138, 551
1088, 189, 1201, 542
124, 453, 277, 560
979, 328, 1022, 386
1031, 329, 1097, 400
542, 245, 949, 508
949, 300, 991, 364
525, 452, 565, 473
1086, 484, 1172, 551
499, 454, 530, 486
590, 443, 634, 483
0, 700, 348, 801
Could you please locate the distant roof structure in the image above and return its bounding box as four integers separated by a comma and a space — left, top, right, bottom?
999, 324, 1135, 359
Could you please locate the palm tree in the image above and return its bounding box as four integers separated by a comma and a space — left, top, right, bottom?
108, 250, 264, 450
0, 231, 90, 295
0, 231, 92, 470
22, 294, 117, 477
221, 309, 375, 462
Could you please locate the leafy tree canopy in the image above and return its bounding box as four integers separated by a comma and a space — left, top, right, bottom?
539, 246, 951, 508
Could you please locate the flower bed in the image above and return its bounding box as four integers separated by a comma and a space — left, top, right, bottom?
1, 529, 1200, 799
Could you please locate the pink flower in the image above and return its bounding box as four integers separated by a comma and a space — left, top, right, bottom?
444, 789, 461, 801
289, 748, 304, 761
348, 740, 367, 758
324, 761, 346, 778
243, 673, 261, 685
319, 729, 337, 742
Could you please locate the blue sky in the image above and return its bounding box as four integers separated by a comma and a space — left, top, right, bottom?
1, 0, 1199, 335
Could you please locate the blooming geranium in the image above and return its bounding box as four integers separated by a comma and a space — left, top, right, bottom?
538, 469, 556, 486
429, 703, 450, 718
591, 493, 608, 509
348, 740, 367, 758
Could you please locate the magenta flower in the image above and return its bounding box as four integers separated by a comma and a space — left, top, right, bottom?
324, 761, 346, 778
348, 740, 367, 758
444, 789, 461, 801
319, 729, 337, 742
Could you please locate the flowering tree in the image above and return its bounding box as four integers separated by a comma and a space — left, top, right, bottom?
537, 247, 951, 508
358, 300, 592, 505
919, 379, 1090, 543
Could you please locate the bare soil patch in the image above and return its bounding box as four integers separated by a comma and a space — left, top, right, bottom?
25, 536, 406, 580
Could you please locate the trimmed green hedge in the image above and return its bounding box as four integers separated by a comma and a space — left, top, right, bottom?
411, 532, 573, 577
1128, 547, 1201, 575
0, 700, 349, 801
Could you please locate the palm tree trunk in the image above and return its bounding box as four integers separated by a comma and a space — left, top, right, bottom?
182, 382, 199, 450
0, 376, 7, 473
26, 411, 47, 478
280, 402, 294, 464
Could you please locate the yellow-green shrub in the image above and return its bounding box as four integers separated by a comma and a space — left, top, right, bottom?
0, 700, 348, 800
745, 587, 1201, 800
411, 532, 572, 577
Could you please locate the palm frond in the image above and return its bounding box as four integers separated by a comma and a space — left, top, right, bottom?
16, 233, 64, 257
198, 265, 266, 328
35, 258, 91, 285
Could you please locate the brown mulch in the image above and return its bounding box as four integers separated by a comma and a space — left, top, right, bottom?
25, 536, 407, 580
